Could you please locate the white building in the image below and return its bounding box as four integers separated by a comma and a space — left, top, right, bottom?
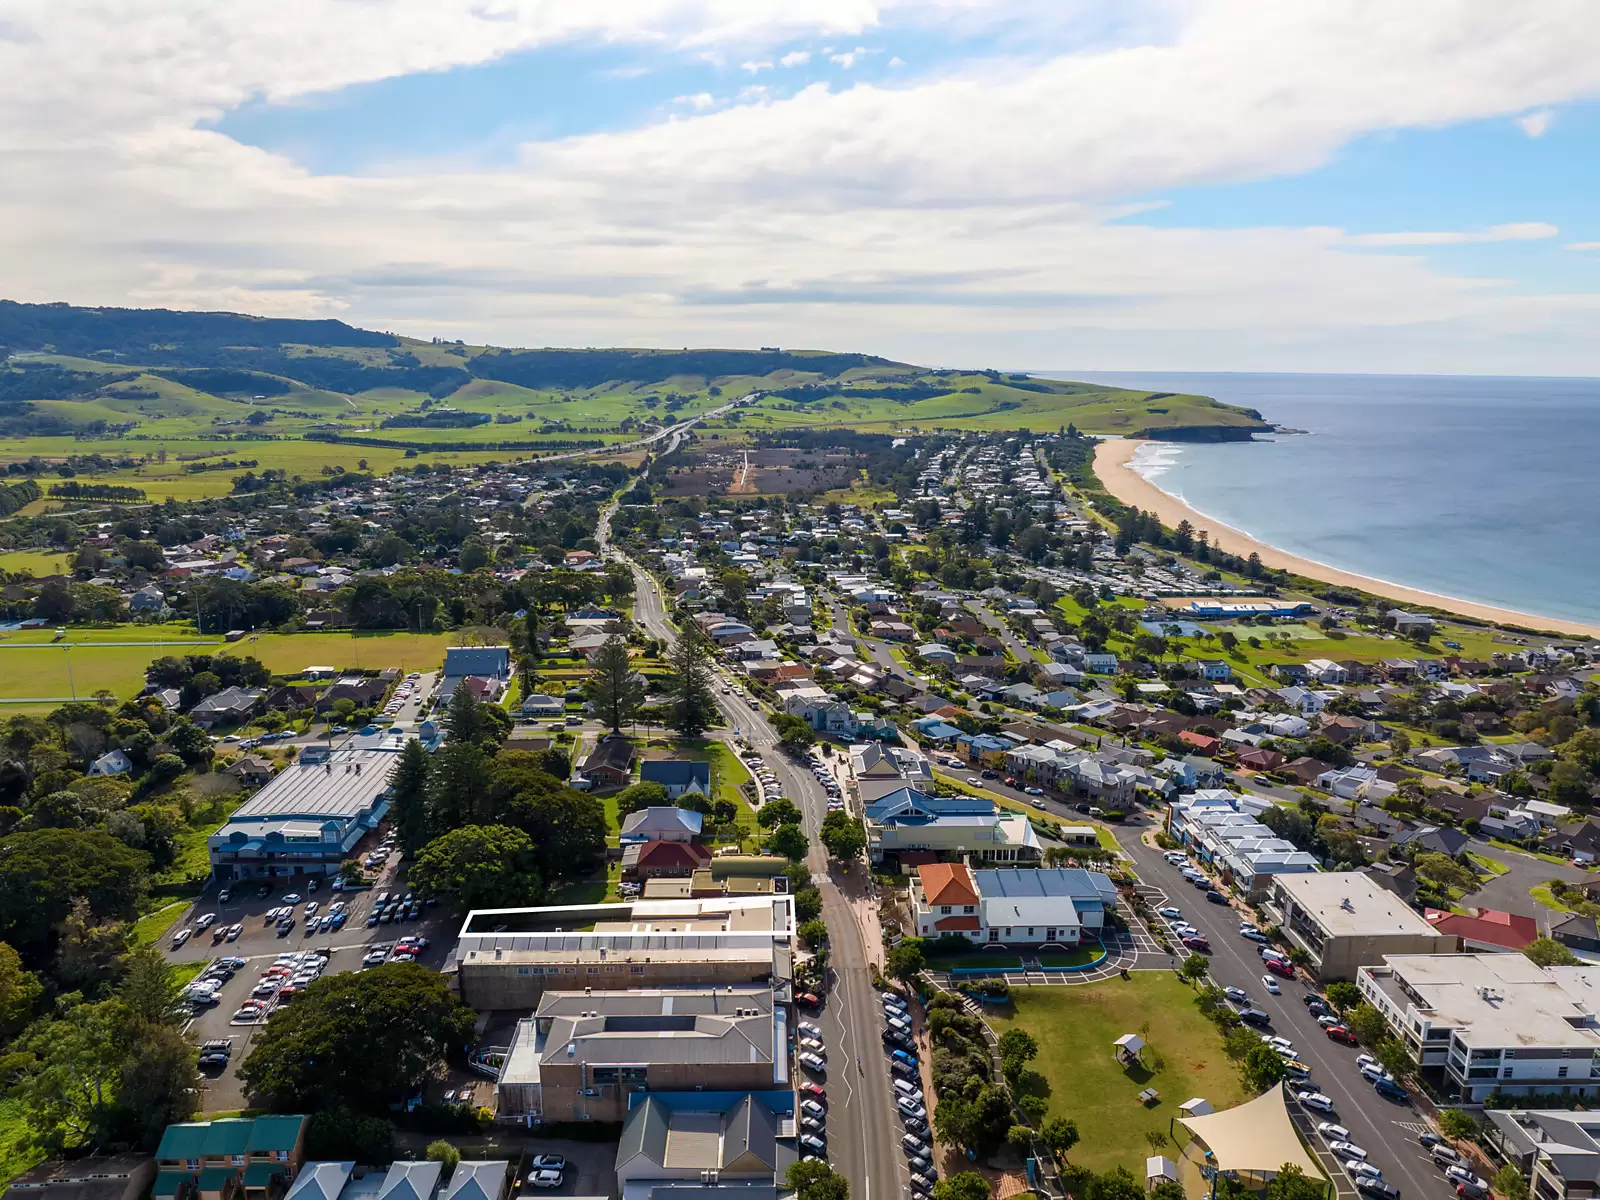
1360, 954, 1600, 1101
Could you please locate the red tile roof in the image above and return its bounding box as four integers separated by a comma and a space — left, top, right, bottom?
1424, 907, 1538, 951
934, 916, 981, 931
919, 862, 979, 907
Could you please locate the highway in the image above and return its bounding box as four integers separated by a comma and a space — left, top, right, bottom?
623, 554, 905, 1196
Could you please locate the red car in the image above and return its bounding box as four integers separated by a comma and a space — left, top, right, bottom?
1181, 935, 1210, 952
795, 992, 822, 1009
800, 1082, 826, 1100
1325, 1025, 1358, 1046
1265, 958, 1295, 978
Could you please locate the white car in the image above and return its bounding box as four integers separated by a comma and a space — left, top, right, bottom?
1157, 907, 1182, 919
1358, 1063, 1393, 1084
799, 1036, 826, 1054
1297, 1091, 1335, 1114
799, 1021, 822, 1036
1260, 974, 1280, 994
966, 777, 982, 786
1330, 1142, 1368, 1161
1024, 786, 1044, 796
799, 1052, 826, 1073
800, 1099, 826, 1118
1262, 1035, 1295, 1054
1346, 1162, 1382, 1182
1316, 1122, 1351, 1141
528, 1169, 563, 1189
195, 913, 217, 931
1356, 1053, 1378, 1071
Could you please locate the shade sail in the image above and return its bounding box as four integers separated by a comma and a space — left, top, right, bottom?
1175, 1083, 1325, 1179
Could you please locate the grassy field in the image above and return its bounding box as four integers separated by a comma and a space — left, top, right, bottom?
130, 900, 190, 948
0, 626, 461, 706
0, 549, 74, 576
989, 974, 1250, 1175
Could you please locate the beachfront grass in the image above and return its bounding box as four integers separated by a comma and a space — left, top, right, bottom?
989, 974, 1250, 1176
0, 626, 461, 706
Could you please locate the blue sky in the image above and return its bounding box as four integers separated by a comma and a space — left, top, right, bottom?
4, 1, 1600, 373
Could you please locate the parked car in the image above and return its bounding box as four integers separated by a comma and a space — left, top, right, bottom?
1431, 1146, 1461, 1168
530, 1156, 566, 1172
1204, 890, 1228, 904
800, 1082, 826, 1100
1356, 1181, 1400, 1200
897, 1096, 927, 1120
1223, 986, 1250, 1004
1316, 1122, 1351, 1141
1330, 1142, 1368, 1161
799, 1052, 826, 1074
1238, 1008, 1272, 1028
1325, 1025, 1358, 1046
1182, 935, 1210, 951
1157, 907, 1182, 919
1346, 1161, 1382, 1181
1445, 1167, 1486, 1191
1296, 1091, 1335, 1114
1374, 1077, 1408, 1101
1265, 958, 1295, 978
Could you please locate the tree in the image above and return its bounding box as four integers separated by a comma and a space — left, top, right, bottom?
1086, 1167, 1145, 1200
1375, 1037, 1412, 1081
757, 798, 802, 828
1324, 981, 1361, 1011
0, 940, 43, 1038
306, 1108, 396, 1163
113, 1020, 200, 1150
411, 825, 544, 911
1526, 936, 1580, 967
999, 1028, 1039, 1085
442, 684, 494, 747
239, 962, 476, 1110
666, 624, 718, 738
585, 630, 644, 734
1437, 1108, 1479, 1140
766, 822, 809, 861
387, 738, 431, 854
798, 919, 830, 950
0, 828, 148, 962
1179, 952, 1210, 984
1263, 1164, 1328, 1200
1493, 1165, 1529, 1200
1413, 852, 1477, 893
484, 752, 606, 881
117, 945, 182, 1026
772, 712, 817, 755
886, 940, 926, 985
427, 1141, 462, 1176
1343, 1003, 1389, 1046
787, 1161, 850, 1200
933, 1174, 991, 1200
819, 810, 866, 862
422, 741, 492, 833
1242, 1043, 1287, 1092
458, 537, 489, 572
615, 781, 669, 818
1042, 1115, 1080, 1158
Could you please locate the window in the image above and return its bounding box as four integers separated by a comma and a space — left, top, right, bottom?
232, 1156, 244, 1167
1560, 1067, 1570, 1078
941, 906, 951, 915
964, 905, 975, 914
1504, 1068, 1515, 1079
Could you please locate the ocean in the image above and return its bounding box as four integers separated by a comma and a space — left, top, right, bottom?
1044, 372, 1600, 627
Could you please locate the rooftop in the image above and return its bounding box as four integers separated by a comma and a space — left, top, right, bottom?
228, 749, 395, 822
1370, 954, 1600, 1051
1273, 871, 1442, 938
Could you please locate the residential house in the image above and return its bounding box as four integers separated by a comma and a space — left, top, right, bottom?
312, 678, 386, 714
88, 749, 133, 777
1550, 912, 1600, 954
638, 760, 711, 800
153, 1115, 307, 1200
1424, 907, 1538, 953
911, 862, 1118, 947
620, 807, 703, 845
7, 1156, 155, 1200
225, 755, 275, 786
614, 1094, 794, 1191
622, 839, 714, 880
864, 786, 1040, 864
578, 736, 635, 790
437, 1162, 507, 1200
189, 687, 266, 729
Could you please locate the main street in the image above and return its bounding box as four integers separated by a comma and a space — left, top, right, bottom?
625, 557, 905, 1196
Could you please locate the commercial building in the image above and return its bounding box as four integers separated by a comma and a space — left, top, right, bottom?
615, 1093, 795, 1198
910, 863, 1117, 947
863, 787, 1039, 865
207, 745, 394, 881
1263, 871, 1459, 980
1358, 954, 1600, 1101
1484, 1108, 1600, 1200
495, 985, 784, 1123
445, 895, 794, 1011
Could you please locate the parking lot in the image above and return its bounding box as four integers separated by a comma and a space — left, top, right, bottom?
170, 848, 459, 1112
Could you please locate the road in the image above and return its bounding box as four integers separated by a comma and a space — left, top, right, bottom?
1119, 822, 1457, 1200
522, 394, 749, 468
965, 598, 1043, 664
624, 558, 904, 1195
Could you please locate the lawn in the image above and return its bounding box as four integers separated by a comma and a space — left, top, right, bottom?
0, 626, 460, 705
0, 548, 74, 576
989, 974, 1249, 1175
1466, 852, 1509, 878
1531, 885, 1573, 913
1038, 946, 1102, 967
131, 900, 189, 948
926, 951, 1024, 972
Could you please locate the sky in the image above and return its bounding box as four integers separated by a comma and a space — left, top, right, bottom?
2, 1, 1599, 375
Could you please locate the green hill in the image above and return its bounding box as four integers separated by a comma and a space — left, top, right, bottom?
0, 300, 1269, 444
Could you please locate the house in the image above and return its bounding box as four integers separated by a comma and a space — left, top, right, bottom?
1550, 912, 1600, 954
864, 786, 1040, 864
283, 1163, 353, 1200
7, 1156, 155, 1200
622, 839, 714, 880
910, 863, 1117, 947
1084, 652, 1119, 675
225, 755, 275, 786
911, 862, 982, 938
1391, 824, 1470, 859
1304, 658, 1349, 684
153, 1115, 307, 1200
638, 760, 710, 800
439, 646, 512, 701
615, 1094, 793, 1190
780, 686, 857, 736
1196, 660, 1232, 681
312, 678, 387, 714
264, 684, 319, 712
1236, 747, 1285, 773
88, 749, 133, 777
372, 1162, 442, 1200
519, 693, 564, 718
578, 736, 635, 790
620, 807, 703, 844
1387, 610, 1437, 637
129, 585, 168, 614
1424, 907, 1538, 953
1178, 730, 1221, 756
189, 687, 266, 729
437, 1162, 507, 1200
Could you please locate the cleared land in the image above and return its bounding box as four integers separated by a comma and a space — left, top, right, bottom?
988, 974, 1249, 1175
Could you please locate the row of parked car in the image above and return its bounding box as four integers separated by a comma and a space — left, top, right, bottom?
178, 956, 248, 1015
232, 950, 330, 1023
880, 990, 938, 1196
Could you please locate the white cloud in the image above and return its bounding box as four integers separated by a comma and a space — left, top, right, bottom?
0, 1, 1598, 373
741, 60, 773, 73
1566, 241, 1600, 251
780, 50, 812, 67
1346, 222, 1559, 246
1517, 108, 1554, 136
829, 46, 876, 68
888, 56, 907, 67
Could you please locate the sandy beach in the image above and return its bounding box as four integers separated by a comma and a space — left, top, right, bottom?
1093, 437, 1600, 638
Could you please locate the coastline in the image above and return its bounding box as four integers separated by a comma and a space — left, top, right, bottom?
1092, 437, 1600, 638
